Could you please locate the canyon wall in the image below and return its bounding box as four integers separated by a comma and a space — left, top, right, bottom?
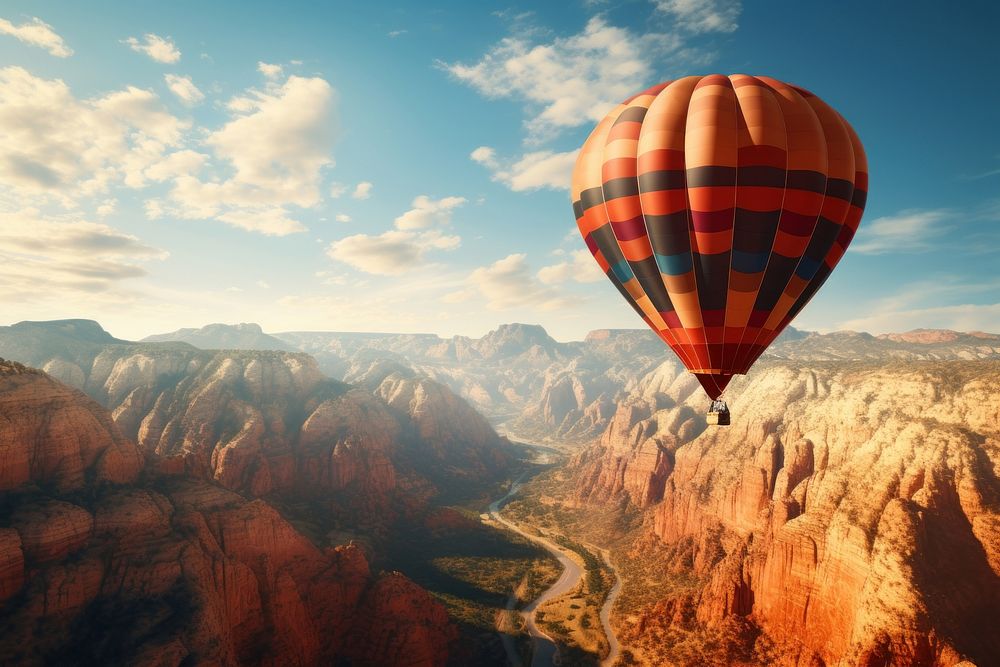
0, 360, 456, 666
575, 359, 1000, 665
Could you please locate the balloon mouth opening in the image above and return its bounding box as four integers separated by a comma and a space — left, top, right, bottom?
692, 372, 736, 400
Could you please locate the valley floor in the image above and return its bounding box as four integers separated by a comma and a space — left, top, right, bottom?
480, 447, 624, 667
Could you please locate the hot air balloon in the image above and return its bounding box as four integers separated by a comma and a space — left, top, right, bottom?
572, 75, 867, 424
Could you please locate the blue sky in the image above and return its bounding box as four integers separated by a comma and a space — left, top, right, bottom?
0, 0, 997, 340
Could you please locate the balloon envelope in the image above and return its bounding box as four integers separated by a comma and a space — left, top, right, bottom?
572, 75, 868, 399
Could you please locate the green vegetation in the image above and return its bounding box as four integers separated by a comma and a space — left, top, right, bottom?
489, 469, 626, 664
553, 535, 608, 598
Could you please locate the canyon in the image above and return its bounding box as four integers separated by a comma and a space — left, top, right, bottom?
0, 359, 456, 665
3, 319, 999, 665
0, 321, 525, 666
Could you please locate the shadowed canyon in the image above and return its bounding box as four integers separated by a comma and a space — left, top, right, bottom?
1, 320, 998, 666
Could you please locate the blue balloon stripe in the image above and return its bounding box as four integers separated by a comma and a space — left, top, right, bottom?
654, 252, 693, 276
610, 260, 634, 283
794, 255, 822, 279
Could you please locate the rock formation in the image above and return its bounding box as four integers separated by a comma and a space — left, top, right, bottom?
141, 322, 296, 352
0, 324, 513, 517
0, 359, 457, 666
575, 359, 1000, 666
128, 322, 1000, 440
268, 323, 1000, 442
0, 360, 142, 492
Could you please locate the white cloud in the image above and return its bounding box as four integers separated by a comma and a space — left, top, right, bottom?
164, 74, 204, 105
484, 147, 576, 192
95, 86, 186, 143
442, 289, 472, 303
329, 181, 348, 198
655, 0, 741, 33
388, 30, 408, 38
352, 181, 373, 199
335, 213, 351, 222
538, 249, 603, 284
314, 270, 350, 286
793, 275, 1000, 336
960, 165, 1000, 181
258, 61, 283, 79
0, 16, 72, 57
144, 199, 164, 219
327, 229, 460, 275
394, 195, 466, 230
470, 146, 498, 168
441, 17, 677, 140
443, 6, 734, 175
96, 199, 117, 217
473, 147, 577, 191
467, 253, 571, 310
124, 33, 181, 63
839, 302, 1000, 336
851, 209, 950, 255
326, 192, 468, 274
0, 67, 187, 202
207, 76, 334, 206
0, 210, 166, 302
256, 279, 271, 289
153, 73, 335, 234
143, 149, 207, 182
215, 208, 306, 236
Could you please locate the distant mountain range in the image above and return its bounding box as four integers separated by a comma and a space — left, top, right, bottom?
142, 322, 296, 351
131, 320, 1000, 443
9, 318, 998, 448
135, 319, 1000, 368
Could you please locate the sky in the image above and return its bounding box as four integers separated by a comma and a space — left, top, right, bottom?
0, 0, 998, 341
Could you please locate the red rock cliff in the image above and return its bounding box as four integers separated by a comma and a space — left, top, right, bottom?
0, 360, 142, 492
0, 360, 457, 666
578, 360, 1000, 666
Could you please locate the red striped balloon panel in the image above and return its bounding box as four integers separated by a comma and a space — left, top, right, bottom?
571, 75, 868, 399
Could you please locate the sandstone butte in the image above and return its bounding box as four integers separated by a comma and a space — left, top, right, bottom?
0, 359, 457, 666
573, 358, 1000, 666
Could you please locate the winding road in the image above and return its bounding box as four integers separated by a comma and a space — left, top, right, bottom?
487, 464, 622, 667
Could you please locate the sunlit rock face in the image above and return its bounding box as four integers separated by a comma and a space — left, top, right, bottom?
576, 359, 1000, 665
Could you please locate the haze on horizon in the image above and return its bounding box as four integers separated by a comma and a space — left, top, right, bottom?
0, 1, 997, 342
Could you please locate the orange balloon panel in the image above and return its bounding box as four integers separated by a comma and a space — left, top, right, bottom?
571, 75, 868, 399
